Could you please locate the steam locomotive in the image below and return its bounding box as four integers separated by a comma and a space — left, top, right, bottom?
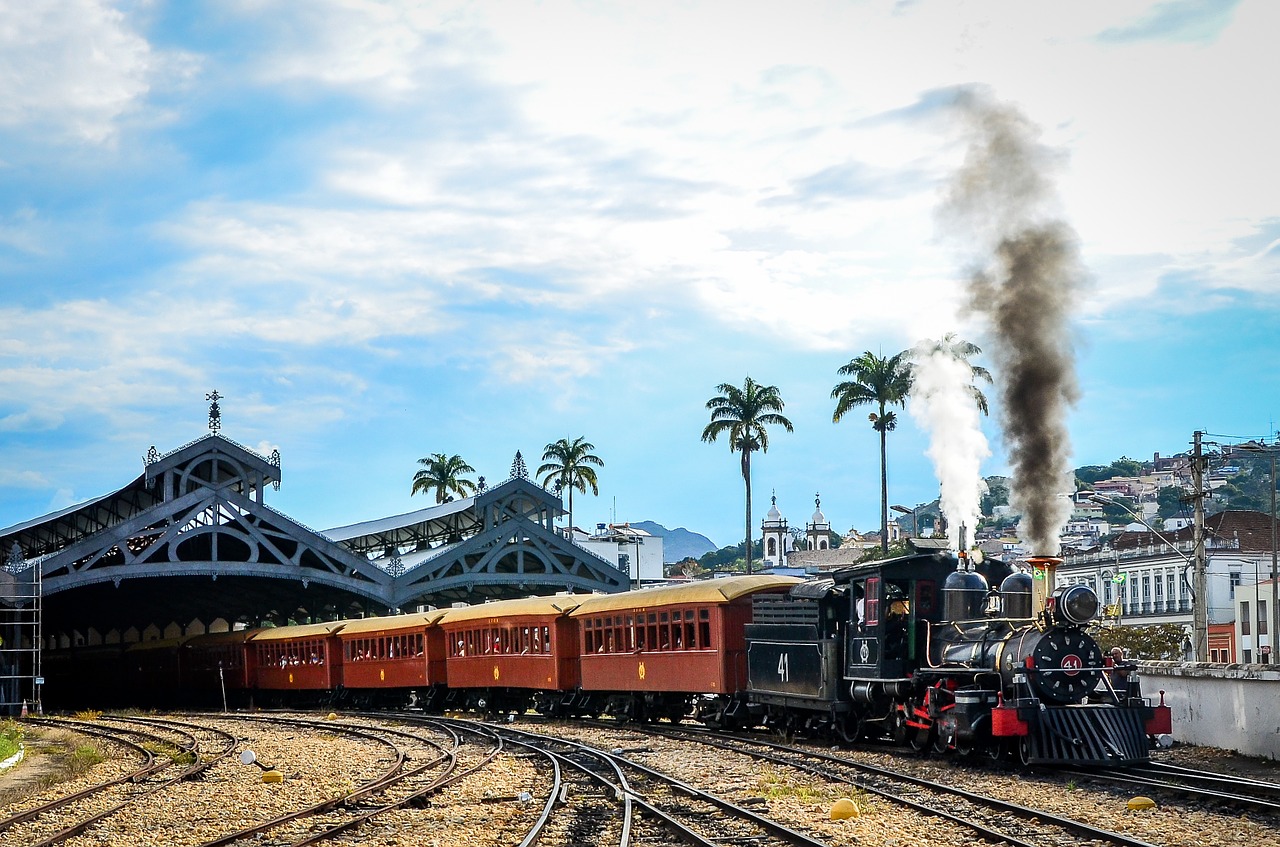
742, 551, 1170, 765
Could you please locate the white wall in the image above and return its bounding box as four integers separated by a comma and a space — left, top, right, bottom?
578, 536, 665, 583
1141, 662, 1280, 760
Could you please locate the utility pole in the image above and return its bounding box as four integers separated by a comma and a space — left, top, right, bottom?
1269, 444, 1277, 662
1191, 430, 1209, 662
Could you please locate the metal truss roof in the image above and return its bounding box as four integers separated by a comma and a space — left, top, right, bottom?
2, 435, 627, 633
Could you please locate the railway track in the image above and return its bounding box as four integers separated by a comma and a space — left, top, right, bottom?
0, 715, 237, 847
189, 713, 467, 847
432, 716, 834, 847
574, 720, 1165, 847
9, 710, 1272, 846
1053, 760, 1280, 816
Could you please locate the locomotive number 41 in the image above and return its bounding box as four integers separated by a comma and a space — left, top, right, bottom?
777, 652, 790, 682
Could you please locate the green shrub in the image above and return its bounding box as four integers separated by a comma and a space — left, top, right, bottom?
0, 720, 22, 760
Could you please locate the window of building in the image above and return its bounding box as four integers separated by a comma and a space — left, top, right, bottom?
1242, 602, 1251, 635
1260, 600, 1269, 636
1244, 649, 1253, 663
1230, 571, 1241, 599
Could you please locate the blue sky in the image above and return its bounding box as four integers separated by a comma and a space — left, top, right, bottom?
1, 0, 1277, 549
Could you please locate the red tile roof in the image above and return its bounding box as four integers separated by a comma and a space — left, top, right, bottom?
1114, 510, 1278, 553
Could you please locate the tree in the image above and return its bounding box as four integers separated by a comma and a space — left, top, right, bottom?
1093, 623, 1187, 661
536, 437, 604, 536
1156, 485, 1186, 519
702, 377, 794, 574
411, 453, 477, 504
915, 332, 993, 414
1108, 456, 1144, 477
832, 351, 911, 553
981, 480, 1010, 517
1098, 495, 1139, 523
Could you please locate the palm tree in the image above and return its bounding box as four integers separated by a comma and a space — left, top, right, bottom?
702, 377, 794, 574
832, 352, 912, 553
537, 437, 604, 537
411, 453, 477, 504
916, 332, 993, 415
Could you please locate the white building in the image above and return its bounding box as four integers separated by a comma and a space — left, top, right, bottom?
807, 495, 833, 551
760, 494, 793, 569
1235, 578, 1276, 664
578, 523, 665, 585
1059, 510, 1280, 661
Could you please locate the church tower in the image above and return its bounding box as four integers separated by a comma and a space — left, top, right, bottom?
806, 493, 831, 551
761, 492, 789, 569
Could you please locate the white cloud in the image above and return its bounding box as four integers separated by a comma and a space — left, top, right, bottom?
0, 469, 49, 489
192, 0, 1277, 344
0, 0, 170, 143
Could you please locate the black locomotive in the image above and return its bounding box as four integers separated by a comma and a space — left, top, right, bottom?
740, 551, 1171, 765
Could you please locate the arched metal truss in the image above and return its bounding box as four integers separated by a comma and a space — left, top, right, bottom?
0, 435, 627, 641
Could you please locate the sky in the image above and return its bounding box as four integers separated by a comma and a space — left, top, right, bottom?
1, 0, 1277, 550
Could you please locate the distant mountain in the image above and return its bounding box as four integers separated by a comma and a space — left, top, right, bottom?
631, 521, 717, 563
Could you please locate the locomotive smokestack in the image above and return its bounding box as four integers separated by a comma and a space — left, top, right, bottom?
941, 88, 1082, 556
1024, 555, 1062, 619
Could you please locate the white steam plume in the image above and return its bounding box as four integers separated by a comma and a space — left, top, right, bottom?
908, 346, 991, 550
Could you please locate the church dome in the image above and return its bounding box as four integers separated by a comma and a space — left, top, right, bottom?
808, 493, 830, 529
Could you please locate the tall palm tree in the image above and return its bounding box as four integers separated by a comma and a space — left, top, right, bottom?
702, 377, 794, 574
916, 332, 993, 415
832, 352, 912, 553
411, 453, 477, 504
537, 437, 604, 536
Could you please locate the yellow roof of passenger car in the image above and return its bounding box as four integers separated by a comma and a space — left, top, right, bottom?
569, 575, 802, 616
249, 622, 347, 641
438, 595, 583, 625
184, 628, 259, 646
337, 611, 446, 636
124, 636, 189, 651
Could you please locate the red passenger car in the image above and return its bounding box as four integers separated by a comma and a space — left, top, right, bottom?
251, 622, 345, 698
124, 638, 187, 708
338, 611, 448, 707
439, 595, 582, 713
571, 575, 799, 721
183, 629, 260, 706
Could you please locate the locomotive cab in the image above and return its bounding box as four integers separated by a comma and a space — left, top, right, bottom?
841, 556, 951, 685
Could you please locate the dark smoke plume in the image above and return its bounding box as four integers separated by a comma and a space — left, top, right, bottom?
941, 88, 1082, 555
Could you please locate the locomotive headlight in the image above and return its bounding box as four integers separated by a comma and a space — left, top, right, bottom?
1054, 584, 1099, 626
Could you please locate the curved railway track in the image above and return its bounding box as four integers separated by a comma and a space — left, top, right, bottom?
576, 720, 1165, 847
189, 713, 463, 847
433, 716, 834, 847
1, 716, 238, 847
10, 710, 1274, 846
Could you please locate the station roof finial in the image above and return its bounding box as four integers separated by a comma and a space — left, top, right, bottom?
206, 390, 222, 434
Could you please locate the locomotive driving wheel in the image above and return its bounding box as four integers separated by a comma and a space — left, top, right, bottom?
1017, 735, 1034, 766
890, 709, 908, 744
909, 724, 935, 753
